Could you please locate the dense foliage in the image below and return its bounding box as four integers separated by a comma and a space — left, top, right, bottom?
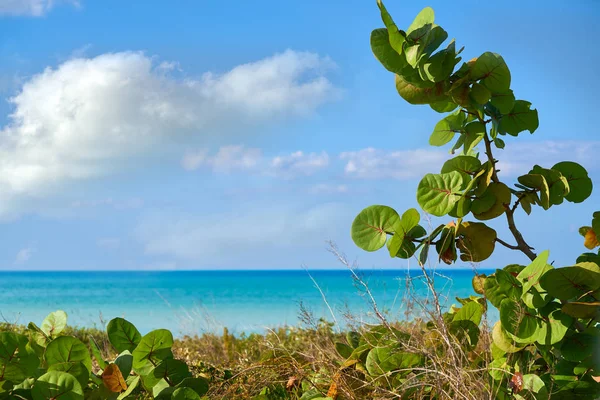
350, 0, 600, 398
0, 312, 209, 399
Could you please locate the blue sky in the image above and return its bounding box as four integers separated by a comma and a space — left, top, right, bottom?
0, 0, 598, 270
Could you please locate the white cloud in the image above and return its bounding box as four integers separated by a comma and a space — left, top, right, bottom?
182, 145, 262, 173
0, 0, 78, 16
309, 183, 348, 194
497, 140, 600, 177
181, 149, 209, 171
71, 197, 144, 210
0, 50, 338, 217
182, 145, 330, 178
135, 203, 350, 264
340, 147, 450, 180
339, 141, 600, 181
14, 247, 35, 264
270, 151, 329, 179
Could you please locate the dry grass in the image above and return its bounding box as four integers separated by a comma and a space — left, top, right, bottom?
0, 244, 500, 399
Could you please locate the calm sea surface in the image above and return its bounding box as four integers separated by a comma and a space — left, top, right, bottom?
0, 269, 494, 336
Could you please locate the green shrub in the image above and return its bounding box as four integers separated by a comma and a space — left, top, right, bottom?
348, 0, 600, 398
0, 312, 209, 399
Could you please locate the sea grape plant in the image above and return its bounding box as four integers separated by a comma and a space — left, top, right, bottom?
349, 1, 599, 398
0, 311, 209, 399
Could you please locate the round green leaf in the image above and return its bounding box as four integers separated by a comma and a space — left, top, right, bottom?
499, 298, 539, 343
472, 182, 511, 220
540, 263, 600, 301
522, 286, 551, 310
518, 173, 550, 209
32, 371, 83, 400
153, 379, 174, 399
518, 374, 549, 399
407, 224, 427, 239
441, 155, 482, 175
395, 74, 449, 105
114, 350, 133, 378
144, 359, 191, 389
429, 110, 466, 146
370, 28, 407, 74
516, 250, 552, 296
449, 320, 480, 349
388, 208, 421, 257
498, 100, 539, 135
430, 100, 458, 113
132, 329, 174, 375
107, 318, 142, 354
552, 162, 593, 203
492, 321, 526, 353
0, 332, 39, 382
417, 172, 463, 217
376, 0, 405, 53
470, 82, 491, 104
387, 235, 418, 259
45, 336, 92, 374
351, 205, 400, 252
456, 221, 497, 262
537, 309, 572, 345
172, 387, 201, 400
406, 6, 435, 36
335, 342, 353, 359
471, 189, 496, 214
471, 52, 511, 93
41, 310, 68, 338
530, 165, 570, 206
422, 39, 461, 83
452, 300, 484, 326
484, 269, 523, 308
490, 90, 515, 114
561, 333, 598, 362
461, 122, 485, 155
48, 361, 89, 389
365, 347, 423, 376
449, 197, 471, 218
176, 377, 209, 397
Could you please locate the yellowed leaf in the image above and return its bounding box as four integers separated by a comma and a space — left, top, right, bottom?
584, 229, 600, 250
102, 363, 127, 393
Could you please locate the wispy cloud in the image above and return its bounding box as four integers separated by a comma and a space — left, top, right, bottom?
182, 146, 262, 173
14, 247, 35, 264
182, 146, 330, 179
497, 140, 600, 177
0, 50, 339, 217
308, 183, 348, 195
71, 198, 144, 210
0, 0, 79, 16
135, 203, 350, 265
339, 141, 600, 181
269, 151, 329, 179
340, 147, 450, 180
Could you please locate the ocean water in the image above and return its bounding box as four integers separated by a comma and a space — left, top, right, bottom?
0, 269, 493, 336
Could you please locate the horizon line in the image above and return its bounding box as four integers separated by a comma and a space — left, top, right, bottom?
0, 267, 495, 272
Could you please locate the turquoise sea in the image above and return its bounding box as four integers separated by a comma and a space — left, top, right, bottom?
0, 269, 494, 336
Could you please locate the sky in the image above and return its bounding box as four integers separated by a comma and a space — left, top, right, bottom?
0, 0, 598, 270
